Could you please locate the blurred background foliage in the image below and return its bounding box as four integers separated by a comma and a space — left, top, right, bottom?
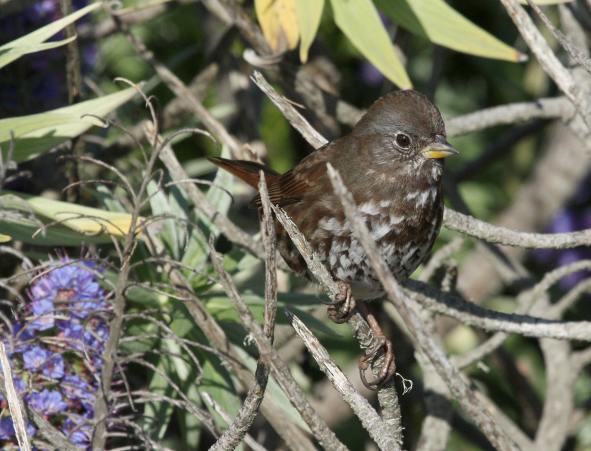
0, 0, 591, 449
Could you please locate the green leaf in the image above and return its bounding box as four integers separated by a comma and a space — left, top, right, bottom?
329, 0, 412, 88
0, 194, 115, 245
0, 192, 139, 239
377, 0, 525, 62
147, 181, 183, 259
0, 3, 101, 69
205, 146, 233, 218
295, 0, 324, 62
0, 87, 138, 162
0, 234, 12, 243
144, 351, 176, 441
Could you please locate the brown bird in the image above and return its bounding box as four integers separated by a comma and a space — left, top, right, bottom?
209, 90, 458, 388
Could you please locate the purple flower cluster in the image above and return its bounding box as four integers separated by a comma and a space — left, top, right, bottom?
1, 258, 110, 448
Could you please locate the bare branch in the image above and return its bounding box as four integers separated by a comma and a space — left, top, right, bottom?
107, 6, 245, 158
444, 208, 591, 248
251, 71, 328, 149
406, 280, 591, 341
446, 96, 572, 136
287, 310, 401, 451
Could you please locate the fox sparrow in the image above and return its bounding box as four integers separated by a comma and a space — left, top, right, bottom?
209, 90, 458, 388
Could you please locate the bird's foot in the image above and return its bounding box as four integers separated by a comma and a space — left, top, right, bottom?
327, 281, 355, 324
358, 336, 396, 390
357, 303, 396, 390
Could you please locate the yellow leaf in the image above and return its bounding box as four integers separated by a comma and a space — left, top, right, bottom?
0, 234, 12, 243
255, 0, 300, 53
295, 0, 324, 62
24, 196, 141, 238
330, 0, 412, 89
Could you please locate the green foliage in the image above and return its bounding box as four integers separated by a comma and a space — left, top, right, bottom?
0, 2, 99, 69
0, 87, 138, 162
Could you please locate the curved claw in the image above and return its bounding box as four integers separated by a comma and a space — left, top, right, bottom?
358, 338, 396, 390
327, 282, 355, 324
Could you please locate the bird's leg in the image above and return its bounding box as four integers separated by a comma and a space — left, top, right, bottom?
327, 281, 356, 324
356, 302, 396, 390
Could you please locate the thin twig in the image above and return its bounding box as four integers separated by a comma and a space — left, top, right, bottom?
251, 71, 328, 149
0, 342, 31, 451
444, 208, 591, 248
92, 82, 164, 450
209, 174, 278, 451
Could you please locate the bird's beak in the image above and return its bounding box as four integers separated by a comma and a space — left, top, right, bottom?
421, 135, 459, 159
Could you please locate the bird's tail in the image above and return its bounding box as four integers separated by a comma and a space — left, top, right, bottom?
207, 157, 280, 189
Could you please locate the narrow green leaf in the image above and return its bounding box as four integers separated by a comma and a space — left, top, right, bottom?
295, 0, 325, 62
0, 87, 137, 162
0, 2, 100, 69
329, 0, 412, 88
0, 194, 113, 245
0, 36, 77, 65
377, 0, 525, 62
205, 146, 233, 218
147, 181, 182, 259
1, 192, 139, 238
144, 354, 176, 441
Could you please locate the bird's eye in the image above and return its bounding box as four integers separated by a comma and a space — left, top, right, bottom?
395, 133, 411, 149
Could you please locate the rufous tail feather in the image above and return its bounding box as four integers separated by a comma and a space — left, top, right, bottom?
207, 157, 279, 189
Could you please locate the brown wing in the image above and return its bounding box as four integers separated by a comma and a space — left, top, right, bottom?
254, 142, 333, 207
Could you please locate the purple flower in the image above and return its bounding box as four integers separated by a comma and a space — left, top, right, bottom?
63, 416, 92, 445
30, 297, 55, 331
27, 389, 68, 414
1, 257, 110, 448
42, 354, 65, 379
22, 346, 50, 372
59, 321, 85, 352
0, 417, 15, 440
